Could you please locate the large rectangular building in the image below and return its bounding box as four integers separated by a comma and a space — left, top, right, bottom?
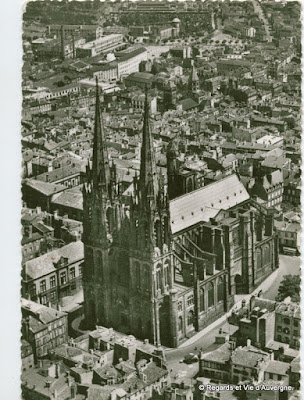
76, 34, 124, 58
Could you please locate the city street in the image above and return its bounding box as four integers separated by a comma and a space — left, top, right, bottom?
165, 254, 301, 378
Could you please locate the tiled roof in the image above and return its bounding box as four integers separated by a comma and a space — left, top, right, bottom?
265, 360, 289, 375
231, 347, 268, 368
169, 174, 249, 234
201, 342, 231, 364
24, 241, 84, 280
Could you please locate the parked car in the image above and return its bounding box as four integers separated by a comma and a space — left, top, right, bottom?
180, 353, 199, 364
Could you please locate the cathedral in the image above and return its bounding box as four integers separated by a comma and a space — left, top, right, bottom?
82, 82, 279, 348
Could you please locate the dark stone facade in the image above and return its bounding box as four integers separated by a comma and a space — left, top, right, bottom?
82, 83, 279, 348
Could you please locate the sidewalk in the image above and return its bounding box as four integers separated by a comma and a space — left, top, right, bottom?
177, 268, 279, 349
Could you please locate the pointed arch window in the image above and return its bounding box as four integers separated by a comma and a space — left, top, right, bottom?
164, 260, 171, 288
187, 310, 194, 326
154, 220, 162, 249
256, 248, 262, 270
187, 178, 193, 193
217, 277, 224, 302
156, 267, 162, 293
200, 287, 205, 311
263, 244, 270, 264
207, 282, 215, 308
178, 316, 183, 332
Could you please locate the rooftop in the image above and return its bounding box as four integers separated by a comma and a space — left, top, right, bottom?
24, 241, 84, 281
231, 346, 269, 368
22, 298, 67, 328
169, 174, 249, 234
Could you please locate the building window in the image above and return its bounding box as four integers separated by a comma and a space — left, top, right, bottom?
283, 318, 290, 325
79, 265, 82, 276
50, 291, 56, 300
207, 282, 215, 308
70, 267, 75, 280
41, 295, 47, 305
277, 326, 282, 333
50, 276, 56, 288
30, 284, 36, 297
178, 301, 183, 312
187, 310, 194, 326
200, 288, 205, 311
217, 277, 224, 302
187, 295, 194, 306
60, 271, 67, 285
178, 316, 183, 332
40, 280, 46, 293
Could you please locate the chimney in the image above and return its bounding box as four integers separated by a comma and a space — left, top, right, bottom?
66, 371, 72, 387
23, 317, 30, 340
45, 173, 49, 183
55, 363, 61, 378
70, 385, 76, 399
249, 296, 256, 312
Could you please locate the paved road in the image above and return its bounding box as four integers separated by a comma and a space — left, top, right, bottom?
165, 255, 301, 377
251, 0, 273, 42
165, 320, 237, 379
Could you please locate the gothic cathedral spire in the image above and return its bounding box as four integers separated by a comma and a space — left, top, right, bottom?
139, 87, 159, 206
92, 77, 110, 191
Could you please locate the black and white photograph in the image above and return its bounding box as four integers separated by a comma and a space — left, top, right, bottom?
13, 0, 304, 399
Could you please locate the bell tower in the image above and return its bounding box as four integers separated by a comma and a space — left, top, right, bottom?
127, 89, 177, 346
82, 78, 118, 329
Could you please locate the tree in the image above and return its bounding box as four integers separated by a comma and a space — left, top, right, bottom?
276, 275, 301, 303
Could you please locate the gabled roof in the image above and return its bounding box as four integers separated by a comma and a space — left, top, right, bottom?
24, 241, 84, 281
23, 179, 66, 196
169, 174, 250, 234
21, 298, 67, 327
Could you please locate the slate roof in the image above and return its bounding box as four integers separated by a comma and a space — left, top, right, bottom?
35, 163, 84, 183
169, 174, 249, 234
51, 190, 83, 210
23, 179, 66, 196
24, 241, 84, 280
21, 298, 67, 328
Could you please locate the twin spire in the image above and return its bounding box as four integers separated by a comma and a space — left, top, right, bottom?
92, 77, 110, 190
139, 87, 159, 202
91, 80, 158, 204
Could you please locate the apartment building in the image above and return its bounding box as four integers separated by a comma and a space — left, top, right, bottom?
76, 34, 124, 58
